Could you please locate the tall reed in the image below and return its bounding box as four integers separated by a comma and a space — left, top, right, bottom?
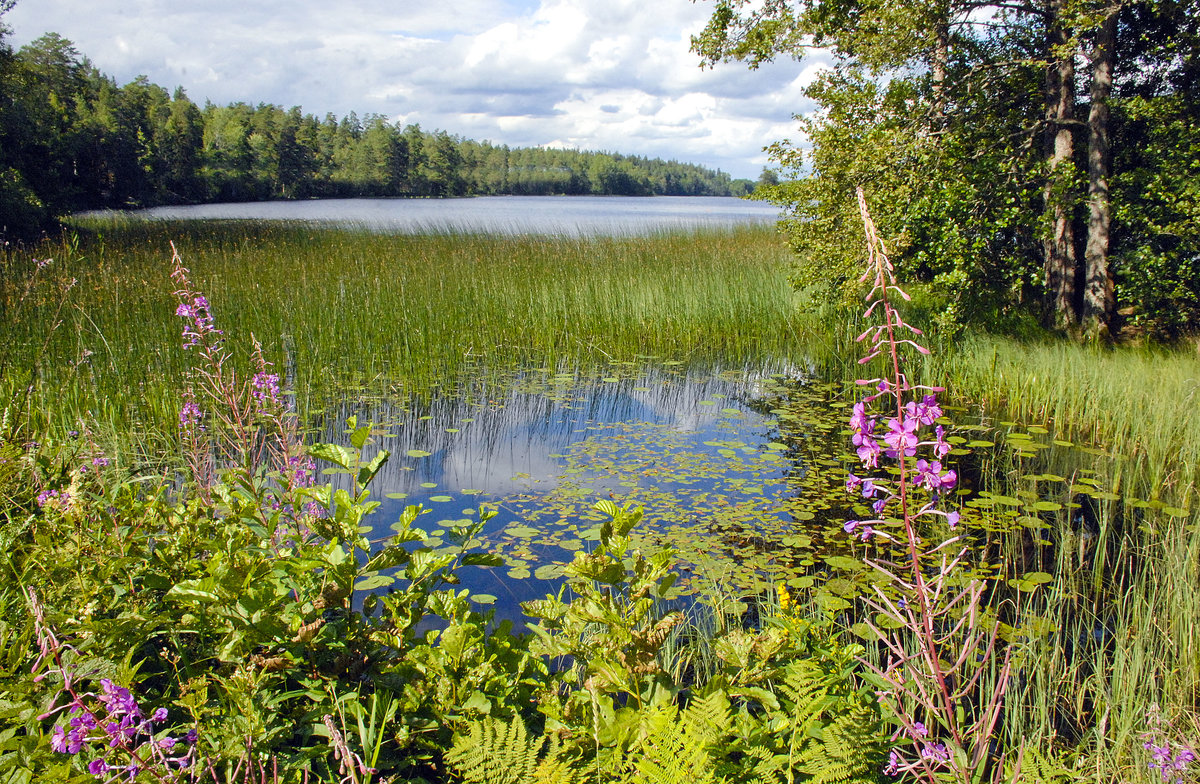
2, 221, 802, 452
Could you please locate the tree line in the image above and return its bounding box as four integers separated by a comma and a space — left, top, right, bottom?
0, 25, 753, 240
694, 0, 1200, 338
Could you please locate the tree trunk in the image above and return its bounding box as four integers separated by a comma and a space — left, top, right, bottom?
1083, 7, 1118, 336
1042, 0, 1078, 328
931, 16, 950, 128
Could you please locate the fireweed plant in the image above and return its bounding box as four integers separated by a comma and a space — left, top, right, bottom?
846, 189, 1015, 784
30, 589, 197, 781
171, 243, 318, 537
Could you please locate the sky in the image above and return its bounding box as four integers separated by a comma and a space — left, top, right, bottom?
3, 0, 831, 180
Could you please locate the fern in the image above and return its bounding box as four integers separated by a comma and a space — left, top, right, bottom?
446, 715, 580, 784
725, 659, 887, 784
624, 692, 733, 784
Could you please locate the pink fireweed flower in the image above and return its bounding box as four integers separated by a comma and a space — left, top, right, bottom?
854, 431, 881, 468
178, 401, 202, 430
883, 416, 919, 458
931, 424, 952, 458
250, 371, 281, 405
914, 459, 957, 494
849, 401, 875, 434
905, 394, 943, 427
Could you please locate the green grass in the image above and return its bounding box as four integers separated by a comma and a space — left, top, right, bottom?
1, 220, 803, 447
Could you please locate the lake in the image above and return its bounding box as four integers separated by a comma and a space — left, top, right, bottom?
86, 195, 781, 236
316, 361, 849, 615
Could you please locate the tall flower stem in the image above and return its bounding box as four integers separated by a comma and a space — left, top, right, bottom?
850, 187, 1015, 784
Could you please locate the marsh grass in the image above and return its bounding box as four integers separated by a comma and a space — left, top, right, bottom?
789, 301, 1200, 779
3, 220, 801, 448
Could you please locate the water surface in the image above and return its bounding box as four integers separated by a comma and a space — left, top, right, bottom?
86, 195, 780, 236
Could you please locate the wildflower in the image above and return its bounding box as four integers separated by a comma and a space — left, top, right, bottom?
883, 416, 919, 458
932, 424, 952, 458
251, 371, 281, 405
853, 431, 881, 467
87, 758, 108, 776
179, 401, 202, 430
884, 749, 901, 776
92, 456, 110, 468
914, 459, 957, 494
906, 394, 943, 427
850, 401, 875, 434
921, 742, 950, 763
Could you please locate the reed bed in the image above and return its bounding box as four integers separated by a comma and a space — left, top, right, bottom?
1, 220, 802, 445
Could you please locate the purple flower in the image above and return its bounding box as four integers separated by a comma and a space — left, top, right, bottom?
906, 394, 943, 426
947, 511, 961, 528
88, 758, 109, 776
854, 432, 881, 468
914, 459, 957, 494
883, 416, 919, 458
921, 742, 950, 763
932, 424, 952, 458
50, 724, 68, 753
251, 371, 281, 404
849, 401, 876, 435
158, 736, 177, 751
884, 750, 901, 776
92, 456, 110, 468
150, 707, 168, 723
179, 401, 203, 430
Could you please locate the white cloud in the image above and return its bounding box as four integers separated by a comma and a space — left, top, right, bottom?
3, 0, 826, 178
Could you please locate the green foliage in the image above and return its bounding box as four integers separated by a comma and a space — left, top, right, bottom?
446, 715, 580, 784
696, 0, 1200, 336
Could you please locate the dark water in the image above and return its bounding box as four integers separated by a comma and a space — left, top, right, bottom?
317, 361, 839, 618
86, 195, 781, 236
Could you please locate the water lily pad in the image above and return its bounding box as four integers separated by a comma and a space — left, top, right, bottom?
406, 449, 432, 458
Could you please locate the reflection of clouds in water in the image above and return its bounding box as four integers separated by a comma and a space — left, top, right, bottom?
316, 361, 800, 505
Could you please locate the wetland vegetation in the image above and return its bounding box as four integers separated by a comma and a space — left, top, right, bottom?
0, 215, 1196, 784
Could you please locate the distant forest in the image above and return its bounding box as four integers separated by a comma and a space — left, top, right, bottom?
0, 31, 754, 237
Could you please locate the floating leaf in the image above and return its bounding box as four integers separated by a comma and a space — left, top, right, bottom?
406, 449, 432, 458
534, 564, 565, 580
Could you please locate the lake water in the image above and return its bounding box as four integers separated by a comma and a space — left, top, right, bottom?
88, 195, 781, 236
315, 361, 850, 617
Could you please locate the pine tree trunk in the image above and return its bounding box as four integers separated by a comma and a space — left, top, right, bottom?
1042, 0, 1079, 328
1084, 8, 1117, 337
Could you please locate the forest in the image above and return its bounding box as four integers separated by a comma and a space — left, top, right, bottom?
0, 29, 752, 239
694, 0, 1200, 339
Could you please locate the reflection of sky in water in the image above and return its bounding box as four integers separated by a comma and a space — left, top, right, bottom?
103, 196, 780, 237
316, 363, 806, 617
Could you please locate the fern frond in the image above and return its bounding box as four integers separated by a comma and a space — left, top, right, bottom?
447, 715, 580, 784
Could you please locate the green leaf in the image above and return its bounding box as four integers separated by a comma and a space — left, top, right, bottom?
354, 574, 395, 591
357, 449, 390, 487
309, 443, 358, 470
350, 422, 373, 450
